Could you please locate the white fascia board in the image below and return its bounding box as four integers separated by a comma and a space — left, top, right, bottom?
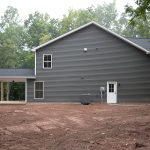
0, 76, 36, 79
35, 51, 36, 75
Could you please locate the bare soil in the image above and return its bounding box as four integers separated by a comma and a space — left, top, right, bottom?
0, 103, 150, 150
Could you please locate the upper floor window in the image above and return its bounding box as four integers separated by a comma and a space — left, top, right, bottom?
43, 54, 52, 69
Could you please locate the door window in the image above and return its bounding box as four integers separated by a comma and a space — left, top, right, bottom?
109, 84, 114, 92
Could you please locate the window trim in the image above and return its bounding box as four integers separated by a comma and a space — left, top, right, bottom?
34, 81, 44, 99
43, 54, 52, 69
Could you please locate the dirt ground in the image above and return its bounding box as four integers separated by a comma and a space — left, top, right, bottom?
0, 103, 150, 150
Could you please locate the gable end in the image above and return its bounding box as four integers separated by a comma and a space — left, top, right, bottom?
32, 21, 150, 55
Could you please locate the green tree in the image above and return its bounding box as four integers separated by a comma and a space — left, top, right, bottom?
126, 0, 150, 24
60, 2, 123, 34
121, 14, 150, 38
121, 0, 150, 38
0, 6, 25, 68
90, 2, 120, 32
24, 12, 60, 48
0, 6, 35, 68
0, 6, 20, 29
60, 9, 93, 34
17, 51, 34, 68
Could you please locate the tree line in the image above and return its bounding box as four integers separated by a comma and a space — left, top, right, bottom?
0, 1, 149, 68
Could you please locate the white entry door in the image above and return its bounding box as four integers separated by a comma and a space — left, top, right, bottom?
107, 81, 117, 103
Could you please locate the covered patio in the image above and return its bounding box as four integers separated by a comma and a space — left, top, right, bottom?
0, 69, 35, 104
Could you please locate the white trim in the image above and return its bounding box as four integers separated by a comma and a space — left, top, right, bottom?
35, 51, 36, 75
32, 21, 150, 55
25, 79, 27, 103
0, 76, 36, 79
43, 54, 52, 69
1, 82, 3, 101
34, 81, 44, 99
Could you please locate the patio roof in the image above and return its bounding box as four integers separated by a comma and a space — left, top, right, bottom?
0, 69, 35, 79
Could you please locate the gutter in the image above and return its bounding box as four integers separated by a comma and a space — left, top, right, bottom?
0, 76, 36, 79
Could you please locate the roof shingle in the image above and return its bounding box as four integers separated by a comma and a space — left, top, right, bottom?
127, 38, 150, 52
0, 69, 35, 78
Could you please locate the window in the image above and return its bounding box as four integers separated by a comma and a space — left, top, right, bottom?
43, 54, 52, 69
34, 81, 44, 99
109, 84, 114, 92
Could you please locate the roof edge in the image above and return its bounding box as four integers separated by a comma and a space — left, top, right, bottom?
32, 21, 95, 52
0, 76, 36, 79
93, 22, 150, 54
32, 21, 150, 54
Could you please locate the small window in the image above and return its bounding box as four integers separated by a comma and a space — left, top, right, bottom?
109, 84, 114, 92
34, 81, 44, 99
43, 54, 52, 69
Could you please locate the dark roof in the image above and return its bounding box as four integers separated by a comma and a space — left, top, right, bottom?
0, 69, 35, 78
127, 38, 150, 52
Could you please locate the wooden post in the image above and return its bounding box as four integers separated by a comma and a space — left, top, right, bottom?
1, 82, 3, 101
6, 82, 9, 101
25, 80, 27, 103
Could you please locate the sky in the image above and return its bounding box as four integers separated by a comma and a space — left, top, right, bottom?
0, 0, 136, 19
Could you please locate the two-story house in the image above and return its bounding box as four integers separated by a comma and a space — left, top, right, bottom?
0, 21, 150, 104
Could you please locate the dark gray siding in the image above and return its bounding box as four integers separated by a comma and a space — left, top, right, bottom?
27, 79, 35, 101
27, 25, 150, 102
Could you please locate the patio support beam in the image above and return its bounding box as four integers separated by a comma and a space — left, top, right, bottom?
1, 82, 3, 101
6, 82, 9, 101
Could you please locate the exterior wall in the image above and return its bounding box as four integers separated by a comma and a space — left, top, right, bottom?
27, 79, 35, 101
27, 25, 150, 102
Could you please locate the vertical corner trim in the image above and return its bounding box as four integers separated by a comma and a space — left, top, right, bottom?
35, 51, 36, 75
